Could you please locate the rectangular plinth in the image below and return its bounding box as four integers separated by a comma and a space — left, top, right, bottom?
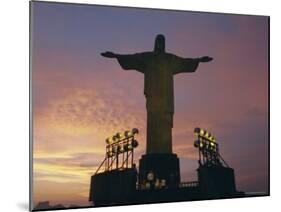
139, 153, 180, 189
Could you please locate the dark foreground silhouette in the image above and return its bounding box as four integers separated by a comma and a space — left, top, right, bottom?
33, 201, 83, 211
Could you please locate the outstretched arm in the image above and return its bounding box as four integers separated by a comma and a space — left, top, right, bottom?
172, 55, 213, 75
194, 56, 213, 63
101, 51, 119, 58
100, 51, 145, 73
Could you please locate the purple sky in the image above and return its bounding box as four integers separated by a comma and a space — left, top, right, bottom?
31, 1, 269, 206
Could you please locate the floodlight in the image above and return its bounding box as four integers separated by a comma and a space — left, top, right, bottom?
205, 131, 209, 138
194, 139, 200, 148
106, 136, 116, 144
132, 128, 139, 135
124, 130, 131, 137
200, 129, 205, 136
105, 137, 111, 144
194, 127, 200, 135
115, 132, 121, 139
124, 144, 131, 151
131, 139, 139, 148
117, 145, 124, 153
112, 135, 117, 141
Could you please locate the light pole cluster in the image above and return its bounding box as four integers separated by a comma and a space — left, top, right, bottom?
95, 128, 139, 174
194, 127, 228, 167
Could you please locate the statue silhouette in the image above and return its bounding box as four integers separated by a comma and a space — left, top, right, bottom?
101, 34, 212, 154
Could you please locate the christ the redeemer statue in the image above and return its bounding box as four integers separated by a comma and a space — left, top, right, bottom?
101, 34, 212, 154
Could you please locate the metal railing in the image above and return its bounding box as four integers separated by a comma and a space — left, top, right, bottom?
179, 181, 199, 188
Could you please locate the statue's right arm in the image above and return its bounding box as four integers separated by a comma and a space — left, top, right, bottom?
196, 56, 213, 63
101, 51, 133, 62
100, 51, 119, 58
101, 51, 146, 73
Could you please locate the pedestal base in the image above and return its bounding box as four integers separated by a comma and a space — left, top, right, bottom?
197, 166, 237, 197
138, 153, 180, 189
89, 168, 137, 206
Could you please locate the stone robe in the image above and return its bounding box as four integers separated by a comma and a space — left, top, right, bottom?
117, 52, 199, 154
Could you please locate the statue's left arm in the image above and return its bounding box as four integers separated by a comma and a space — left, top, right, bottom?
172, 55, 213, 75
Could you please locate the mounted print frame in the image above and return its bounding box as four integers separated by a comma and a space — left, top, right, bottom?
30, 0, 269, 211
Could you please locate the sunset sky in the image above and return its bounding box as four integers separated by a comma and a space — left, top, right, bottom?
31, 1, 268, 207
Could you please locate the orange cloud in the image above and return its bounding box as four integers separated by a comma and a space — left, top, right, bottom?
33, 85, 148, 206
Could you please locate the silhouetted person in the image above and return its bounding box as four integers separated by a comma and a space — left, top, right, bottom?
101, 34, 212, 154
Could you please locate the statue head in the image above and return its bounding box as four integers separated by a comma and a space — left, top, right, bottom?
154, 34, 165, 54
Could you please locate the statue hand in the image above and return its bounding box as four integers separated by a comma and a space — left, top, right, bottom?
101, 51, 116, 58
199, 56, 213, 62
